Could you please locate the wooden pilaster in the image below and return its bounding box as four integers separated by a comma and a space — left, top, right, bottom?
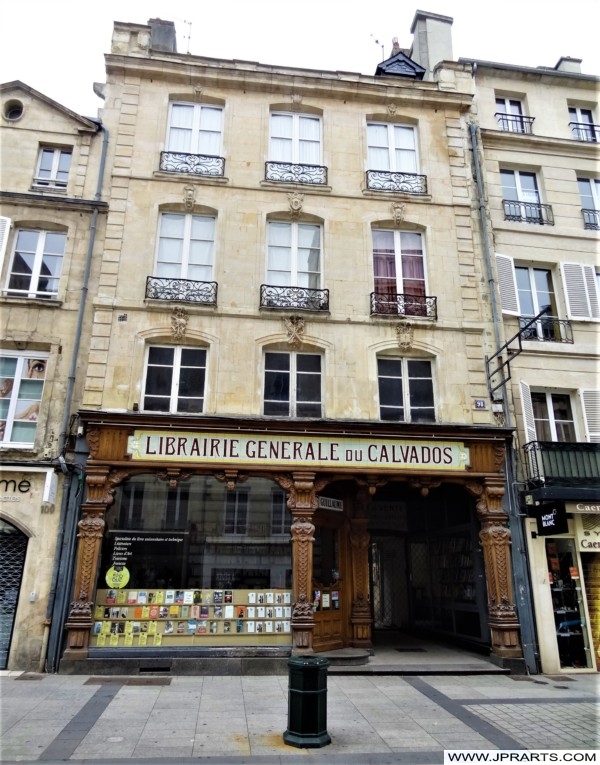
467, 478, 522, 659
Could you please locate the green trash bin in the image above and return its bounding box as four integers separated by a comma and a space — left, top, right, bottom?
283, 655, 331, 748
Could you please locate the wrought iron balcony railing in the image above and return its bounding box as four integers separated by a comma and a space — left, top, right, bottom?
146, 276, 218, 305
370, 292, 437, 319
495, 113, 535, 134
518, 316, 573, 343
366, 170, 428, 194
159, 151, 225, 177
582, 208, 600, 230
502, 199, 554, 225
264, 161, 328, 185
523, 441, 600, 487
569, 122, 600, 142
260, 284, 329, 312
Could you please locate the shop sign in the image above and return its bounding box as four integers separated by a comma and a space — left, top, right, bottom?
566, 502, 600, 514
128, 430, 470, 472
535, 502, 568, 536
578, 513, 600, 551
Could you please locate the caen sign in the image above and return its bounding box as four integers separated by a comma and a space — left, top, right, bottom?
128, 430, 470, 472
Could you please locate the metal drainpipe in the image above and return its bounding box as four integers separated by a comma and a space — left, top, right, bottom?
40, 123, 109, 673
468, 120, 538, 674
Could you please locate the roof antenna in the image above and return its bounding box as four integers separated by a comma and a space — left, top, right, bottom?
371, 34, 385, 61
183, 19, 192, 54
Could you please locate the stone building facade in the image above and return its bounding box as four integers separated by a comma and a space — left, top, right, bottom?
0, 82, 107, 669
58, 13, 530, 675
464, 56, 600, 673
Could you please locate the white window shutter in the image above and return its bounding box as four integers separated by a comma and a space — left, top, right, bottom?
580, 389, 600, 443
0, 216, 11, 274
495, 254, 520, 315
561, 262, 600, 319
519, 380, 537, 444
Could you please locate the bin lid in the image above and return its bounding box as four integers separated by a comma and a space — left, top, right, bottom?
288, 655, 330, 669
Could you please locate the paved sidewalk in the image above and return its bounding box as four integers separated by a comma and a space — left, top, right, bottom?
0, 670, 598, 764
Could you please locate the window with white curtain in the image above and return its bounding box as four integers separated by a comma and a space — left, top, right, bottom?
367, 123, 418, 173
166, 103, 223, 156
155, 213, 215, 281
270, 113, 322, 165
267, 221, 321, 288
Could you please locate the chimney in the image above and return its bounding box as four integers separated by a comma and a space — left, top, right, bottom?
148, 18, 177, 53
410, 10, 453, 80
554, 56, 582, 74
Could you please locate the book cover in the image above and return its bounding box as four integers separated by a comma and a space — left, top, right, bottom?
175, 590, 185, 604
159, 606, 169, 619
117, 589, 127, 604
224, 605, 234, 619
153, 633, 162, 646
149, 605, 159, 619
176, 621, 186, 634
214, 605, 223, 618
223, 621, 231, 633
224, 590, 233, 603
164, 620, 174, 635
169, 605, 180, 617
193, 590, 202, 604
187, 620, 197, 633
200, 605, 209, 617
213, 591, 223, 604
190, 605, 200, 619
210, 621, 218, 634
196, 620, 208, 634
137, 591, 147, 604
127, 591, 138, 604
183, 591, 194, 604
106, 589, 117, 605
180, 605, 190, 618
165, 590, 175, 604
138, 632, 147, 645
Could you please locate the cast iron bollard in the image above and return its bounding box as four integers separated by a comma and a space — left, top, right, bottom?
283, 655, 331, 748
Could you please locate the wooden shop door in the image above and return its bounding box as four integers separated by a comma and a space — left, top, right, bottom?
312, 518, 346, 651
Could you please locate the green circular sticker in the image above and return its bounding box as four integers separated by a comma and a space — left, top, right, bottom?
105, 566, 130, 589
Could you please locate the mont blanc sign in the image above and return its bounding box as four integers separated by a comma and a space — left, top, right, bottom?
127, 430, 470, 472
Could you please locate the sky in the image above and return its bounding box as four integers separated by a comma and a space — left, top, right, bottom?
2, 0, 599, 118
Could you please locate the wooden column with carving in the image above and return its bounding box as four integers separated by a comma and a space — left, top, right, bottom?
277, 471, 319, 654
349, 516, 372, 648
64, 466, 128, 658
467, 478, 522, 659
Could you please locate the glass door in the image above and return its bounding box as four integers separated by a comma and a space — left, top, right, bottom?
546, 538, 593, 669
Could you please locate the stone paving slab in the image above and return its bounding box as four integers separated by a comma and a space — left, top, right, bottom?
0, 671, 598, 764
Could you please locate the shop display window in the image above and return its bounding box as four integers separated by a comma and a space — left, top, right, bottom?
545, 538, 593, 669
92, 475, 292, 647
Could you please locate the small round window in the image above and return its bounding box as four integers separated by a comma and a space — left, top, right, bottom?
3, 99, 24, 121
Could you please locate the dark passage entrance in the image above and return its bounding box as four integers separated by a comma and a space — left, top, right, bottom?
369, 483, 489, 651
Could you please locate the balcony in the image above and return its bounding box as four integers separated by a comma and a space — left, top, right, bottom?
260, 284, 329, 312
523, 441, 600, 487
518, 316, 573, 343
495, 113, 535, 134
370, 292, 437, 319
582, 208, 600, 230
502, 199, 554, 225
569, 122, 599, 142
159, 151, 225, 177
264, 161, 328, 185
146, 276, 218, 305
365, 170, 428, 194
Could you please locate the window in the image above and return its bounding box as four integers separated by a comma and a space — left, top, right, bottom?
568, 106, 597, 142
5, 229, 66, 298
0, 352, 48, 446
33, 147, 72, 189
263, 351, 322, 417
495, 97, 531, 133
520, 383, 577, 443
515, 266, 559, 339
224, 489, 248, 535
367, 123, 417, 173
500, 169, 551, 223
561, 262, 600, 320
270, 113, 321, 165
143, 346, 206, 413
377, 357, 435, 422
577, 178, 600, 229
267, 222, 321, 288
270, 489, 290, 535
156, 213, 215, 281
373, 230, 427, 315
166, 103, 223, 155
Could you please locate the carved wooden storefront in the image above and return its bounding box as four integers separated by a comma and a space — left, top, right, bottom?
62, 414, 523, 667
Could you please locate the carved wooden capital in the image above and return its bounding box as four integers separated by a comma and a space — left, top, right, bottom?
157, 468, 192, 488
214, 469, 248, 490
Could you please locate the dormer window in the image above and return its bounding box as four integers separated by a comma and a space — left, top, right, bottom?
33, 147, 72, 190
